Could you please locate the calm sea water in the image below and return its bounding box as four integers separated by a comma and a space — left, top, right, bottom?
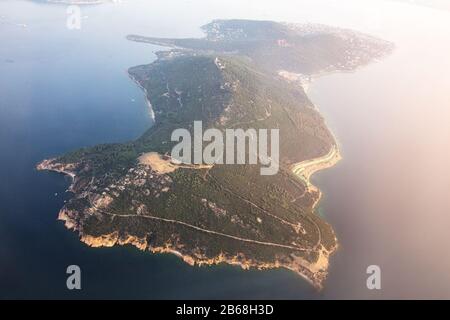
1, 0, 449, 299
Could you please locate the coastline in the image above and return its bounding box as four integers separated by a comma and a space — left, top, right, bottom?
35, 68, 345, 292
34, 71, 345, 292
291, 144, 342, 211
36, 153, 339, 290
57, 206, 324, 289
36, 159, 77, 192
34, 28, 394, 291
285, 74, 344, 277
127, 70, 156, 122
36, 157, 329, 289
290, 142, 342, 274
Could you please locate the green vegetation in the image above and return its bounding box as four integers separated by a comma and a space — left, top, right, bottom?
39, 19, 393, 288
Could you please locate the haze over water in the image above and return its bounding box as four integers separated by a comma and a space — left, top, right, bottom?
0, 0, 449, 298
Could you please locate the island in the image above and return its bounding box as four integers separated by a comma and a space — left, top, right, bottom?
37, 19, 393, 289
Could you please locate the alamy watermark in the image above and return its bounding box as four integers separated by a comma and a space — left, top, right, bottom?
366, 265, 381, 290
171, 121, 279, 175
66, 5, 81, 30
66, 265, 81, 290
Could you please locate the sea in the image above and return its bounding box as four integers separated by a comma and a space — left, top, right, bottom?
1, 0, 449, 299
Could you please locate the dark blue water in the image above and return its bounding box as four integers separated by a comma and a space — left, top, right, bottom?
0, 0, 318, 299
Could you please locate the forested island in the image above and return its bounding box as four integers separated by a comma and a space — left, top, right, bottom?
38, 20, 392, 289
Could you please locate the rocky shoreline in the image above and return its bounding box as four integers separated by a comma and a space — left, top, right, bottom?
37, 154, 336, 290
